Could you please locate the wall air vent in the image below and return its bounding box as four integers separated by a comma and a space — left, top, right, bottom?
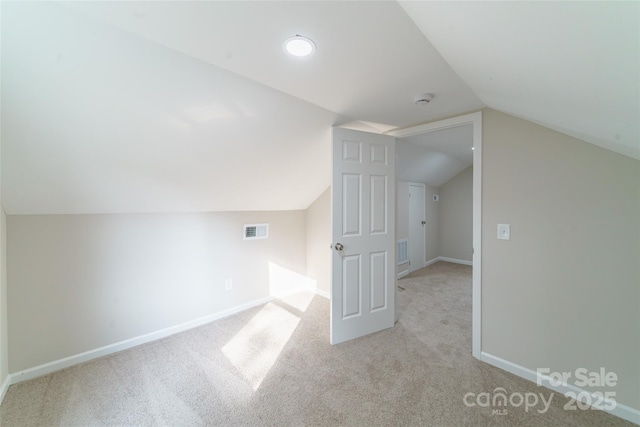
397, 239, 408, 265
244, 224, 268, 240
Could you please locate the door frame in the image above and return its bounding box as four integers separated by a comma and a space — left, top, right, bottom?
387, 111, 482, 359
407, 182, 426, 273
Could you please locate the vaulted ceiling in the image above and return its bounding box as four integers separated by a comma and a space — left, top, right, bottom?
397, 125, 473, 187
2, 1, 637, 215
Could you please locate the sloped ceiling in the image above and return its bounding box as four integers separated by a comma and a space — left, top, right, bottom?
397, 125, 473, 187
1, 1, 638, 215
400, 1, 640, 159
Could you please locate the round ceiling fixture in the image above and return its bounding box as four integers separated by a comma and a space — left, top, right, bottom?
284, 35, 316, 57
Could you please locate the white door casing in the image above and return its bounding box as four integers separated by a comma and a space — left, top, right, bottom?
330, 127, 396, 345
388, 111, 482, 358
408, 183, 426, 272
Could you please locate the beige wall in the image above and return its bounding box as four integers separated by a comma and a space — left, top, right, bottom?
7, 211, 307, 372
397, 182, 409, 241
482, 109, 640, 409
424, 184, 440, 262
306, 187, 331, 295
439, 166, 472, 262
0, 208, 7, 388
0, 0, 8, 390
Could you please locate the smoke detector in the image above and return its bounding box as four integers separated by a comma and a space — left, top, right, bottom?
414, 93, 434, 105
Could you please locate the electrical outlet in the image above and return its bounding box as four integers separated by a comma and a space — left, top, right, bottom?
225, 279, 232, 291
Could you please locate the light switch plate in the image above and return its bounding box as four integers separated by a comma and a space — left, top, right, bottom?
497, 224, 510, 240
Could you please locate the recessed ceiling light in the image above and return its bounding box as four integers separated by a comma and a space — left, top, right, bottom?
284, 35, 316, 57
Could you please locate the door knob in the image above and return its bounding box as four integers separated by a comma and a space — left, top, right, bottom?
334, 243, 344, 251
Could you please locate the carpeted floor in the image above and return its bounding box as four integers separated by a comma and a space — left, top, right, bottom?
0, 262, 632, 426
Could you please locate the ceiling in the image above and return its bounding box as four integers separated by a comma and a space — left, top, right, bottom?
1, 1, 637, 215
397, 125, 473, 187
400, 1, 640, 159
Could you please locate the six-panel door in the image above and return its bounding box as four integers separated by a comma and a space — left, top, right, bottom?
331, 127, 395, 345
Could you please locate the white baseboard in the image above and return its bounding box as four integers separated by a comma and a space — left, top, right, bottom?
424, 257, 440, 267
438, 256, 472, 266
480, 352, 640, 425
400, 257, 472, 276
397, 260, 409, 279
6, 291, 305, 389
0, 374, 10, 404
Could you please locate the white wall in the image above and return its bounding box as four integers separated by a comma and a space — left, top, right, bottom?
439, 166, 472, 262
7, 211, 307, 373
306, 187, 331, 296
482, 109, 640, 411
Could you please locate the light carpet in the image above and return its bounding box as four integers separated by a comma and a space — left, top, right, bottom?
0, 262, 632, 426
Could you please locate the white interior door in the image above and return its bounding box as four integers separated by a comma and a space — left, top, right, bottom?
408, 183, 425, 272
331, 127, 396, 345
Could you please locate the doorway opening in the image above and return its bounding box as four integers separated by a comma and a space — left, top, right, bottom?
389, 112, 482, 358
407, 183, 425, 274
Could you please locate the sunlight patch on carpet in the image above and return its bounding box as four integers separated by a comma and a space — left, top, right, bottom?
222, 303, 300, 391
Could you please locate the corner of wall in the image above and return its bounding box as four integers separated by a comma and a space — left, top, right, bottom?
438, 167, 473, 262
305, 187, 331, 296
